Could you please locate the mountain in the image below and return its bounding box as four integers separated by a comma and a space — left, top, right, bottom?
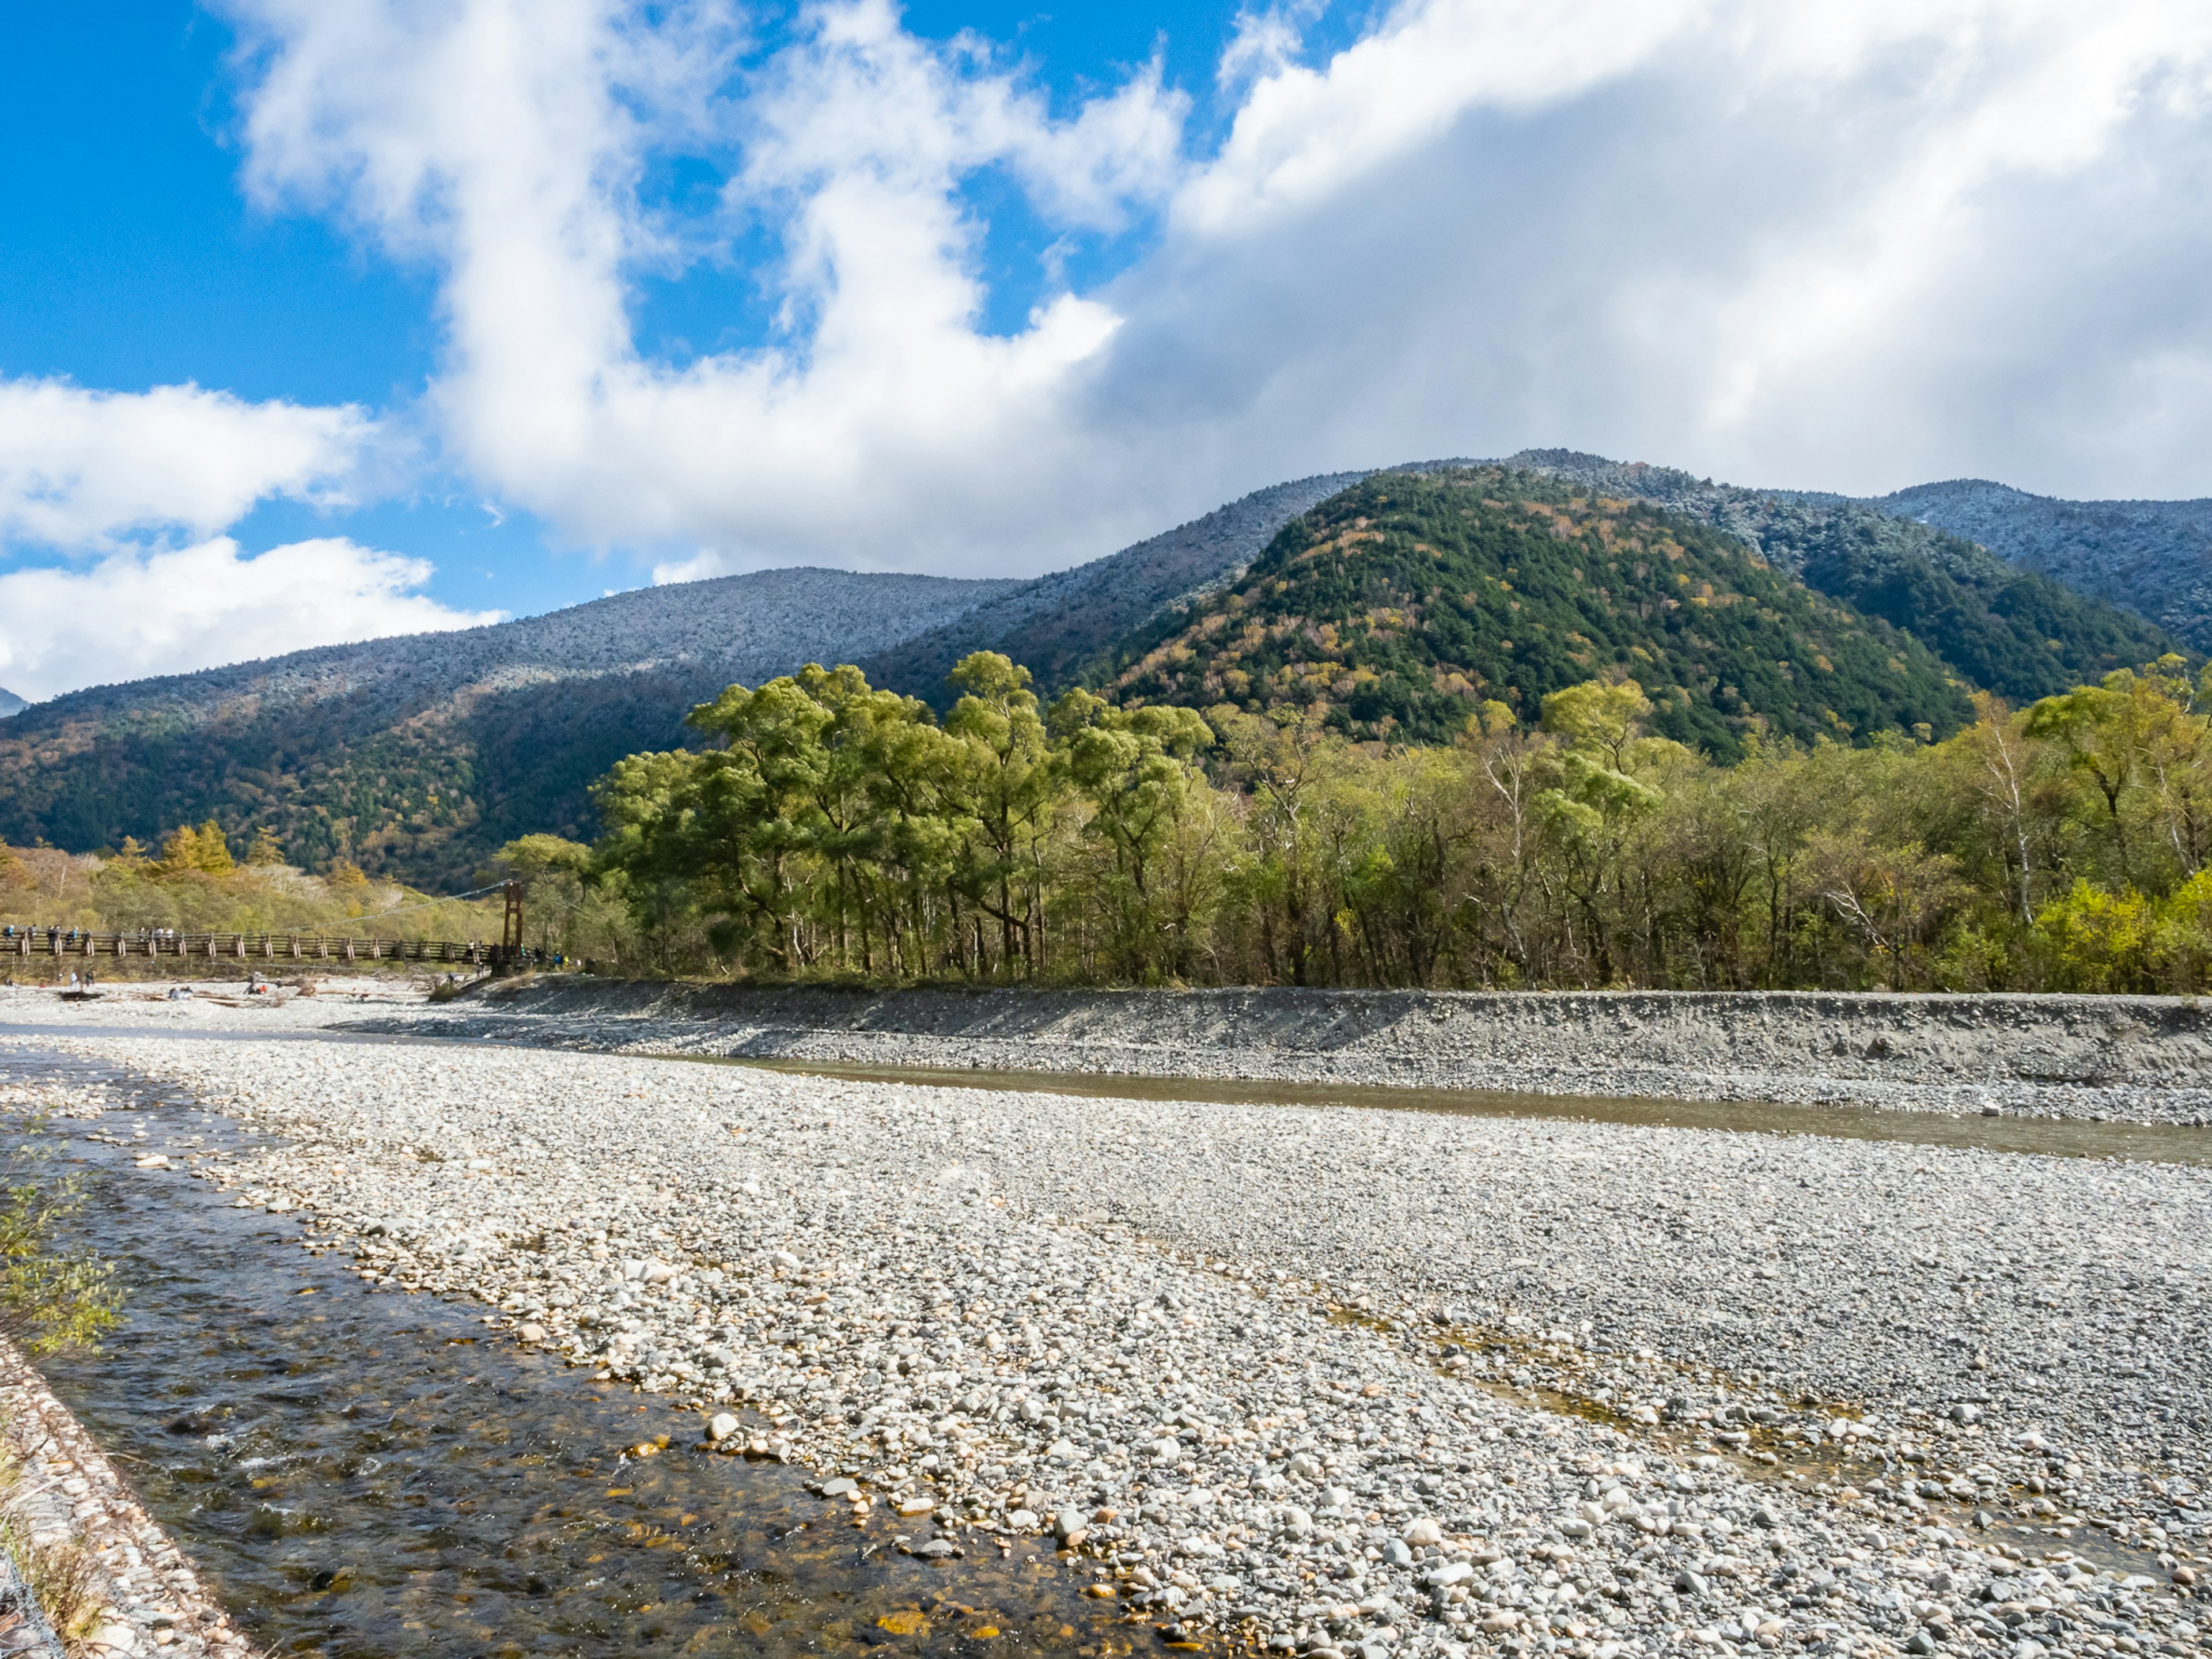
862, 471, 1370, 703
0, 687, 23, 719
877, 449, 2183, 717
0, 569, 1016, 883
0, 452, 2194, 883
1100, 466, 1977, 755
1873, 479, 2212, 650
1495, 451, 2179, 706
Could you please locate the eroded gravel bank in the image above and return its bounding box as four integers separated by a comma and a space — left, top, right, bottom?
12, 981, 2212, 1126
388, 983, 2212, 1126
12, 1032, 2208, 1659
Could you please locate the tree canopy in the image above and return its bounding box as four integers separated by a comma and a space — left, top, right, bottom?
574, 648, 2212, 995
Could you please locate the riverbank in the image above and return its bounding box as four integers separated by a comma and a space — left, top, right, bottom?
413, 982, 2212, 1124
12, 1028, 2209, 1659
0, 1333, 253, 1658
12, 979, 2212, 1125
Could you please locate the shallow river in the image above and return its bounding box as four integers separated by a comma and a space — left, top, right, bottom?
2, 1046, 1132, 1659
1, 1028, 2202, 1657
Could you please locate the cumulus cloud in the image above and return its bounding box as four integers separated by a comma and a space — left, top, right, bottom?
0, 539, 501, 703
1136, 0, 2212, 499
0, 376, 382, 551
226, 0, 1182, 573
217, 0, 2212, 579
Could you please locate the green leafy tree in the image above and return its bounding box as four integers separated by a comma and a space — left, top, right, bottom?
2033, 879, 2158, 993
245, 825, 286, 866
1209, 706, 1336, 984
575, 653, 2212, 996
945, 653, 1055, 977
2021, 665, 2211, 886
1532, 680, 1677, 983
1048, 689, 1218, 981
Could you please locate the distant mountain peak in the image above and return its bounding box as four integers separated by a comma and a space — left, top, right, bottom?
862, 470, 1370, 703
1104, 466, 1978, 756
1876, 478, 2212, 648
0, 687, 24, 719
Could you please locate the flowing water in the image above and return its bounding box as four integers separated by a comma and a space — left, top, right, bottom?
0, 1046, 1134, 1659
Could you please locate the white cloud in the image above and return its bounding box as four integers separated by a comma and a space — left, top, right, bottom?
226, 0, 1185, 571
0, 376, 382, 551
1122, 0, 2212, 499
1177, 0, 1699, 236
216, 0, 2212, 579
1217, 4, 1320, 95
0, 539, 501, 703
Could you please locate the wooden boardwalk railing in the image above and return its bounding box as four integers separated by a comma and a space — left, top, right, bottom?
3, 929, 497, 967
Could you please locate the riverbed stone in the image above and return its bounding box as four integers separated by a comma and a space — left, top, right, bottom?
14, 1023, 2211, 1659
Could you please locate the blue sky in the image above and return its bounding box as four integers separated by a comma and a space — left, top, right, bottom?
0, 0, 1272, 623
2, 0, 2209, 700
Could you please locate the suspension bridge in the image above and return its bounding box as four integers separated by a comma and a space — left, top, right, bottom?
2, 882, 536, 972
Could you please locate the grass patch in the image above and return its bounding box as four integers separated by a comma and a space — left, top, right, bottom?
0, 1445, 107, 1655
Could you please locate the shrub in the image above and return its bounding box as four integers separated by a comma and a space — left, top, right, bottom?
2032, 880, 2157, 993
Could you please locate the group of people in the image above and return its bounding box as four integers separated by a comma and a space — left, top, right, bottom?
1, 925, 206, 944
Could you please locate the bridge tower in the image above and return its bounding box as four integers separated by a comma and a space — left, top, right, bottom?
501, 880, 525, 965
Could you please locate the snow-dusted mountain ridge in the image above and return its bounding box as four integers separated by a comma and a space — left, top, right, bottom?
1876, 479, 2212, 650
33, 567, 1019, 724
0, 568, 1017, 881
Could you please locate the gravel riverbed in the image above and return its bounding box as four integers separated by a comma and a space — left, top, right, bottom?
10, 981, 2212, 1126
369, 983, 2212, 1127
5, 1031, 2206, 1659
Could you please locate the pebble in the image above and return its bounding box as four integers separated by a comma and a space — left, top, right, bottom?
7, 1031, 2210, 1659
17, 980, 2212, 1126
0, 1315, 256, 1659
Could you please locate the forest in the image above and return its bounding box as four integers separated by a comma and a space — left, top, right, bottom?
0, 821, 505, 954
1094, 469, 2172, 754
536, 649, 2212, 995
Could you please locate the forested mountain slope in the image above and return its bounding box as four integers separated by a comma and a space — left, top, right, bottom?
0, 568, 1016, 883
1101, 467, 1982, 755
1876, 478, 2212, 650
861, 471, 1369, 702
1500, 451, 2178, 703
0, 454, 2192, 885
